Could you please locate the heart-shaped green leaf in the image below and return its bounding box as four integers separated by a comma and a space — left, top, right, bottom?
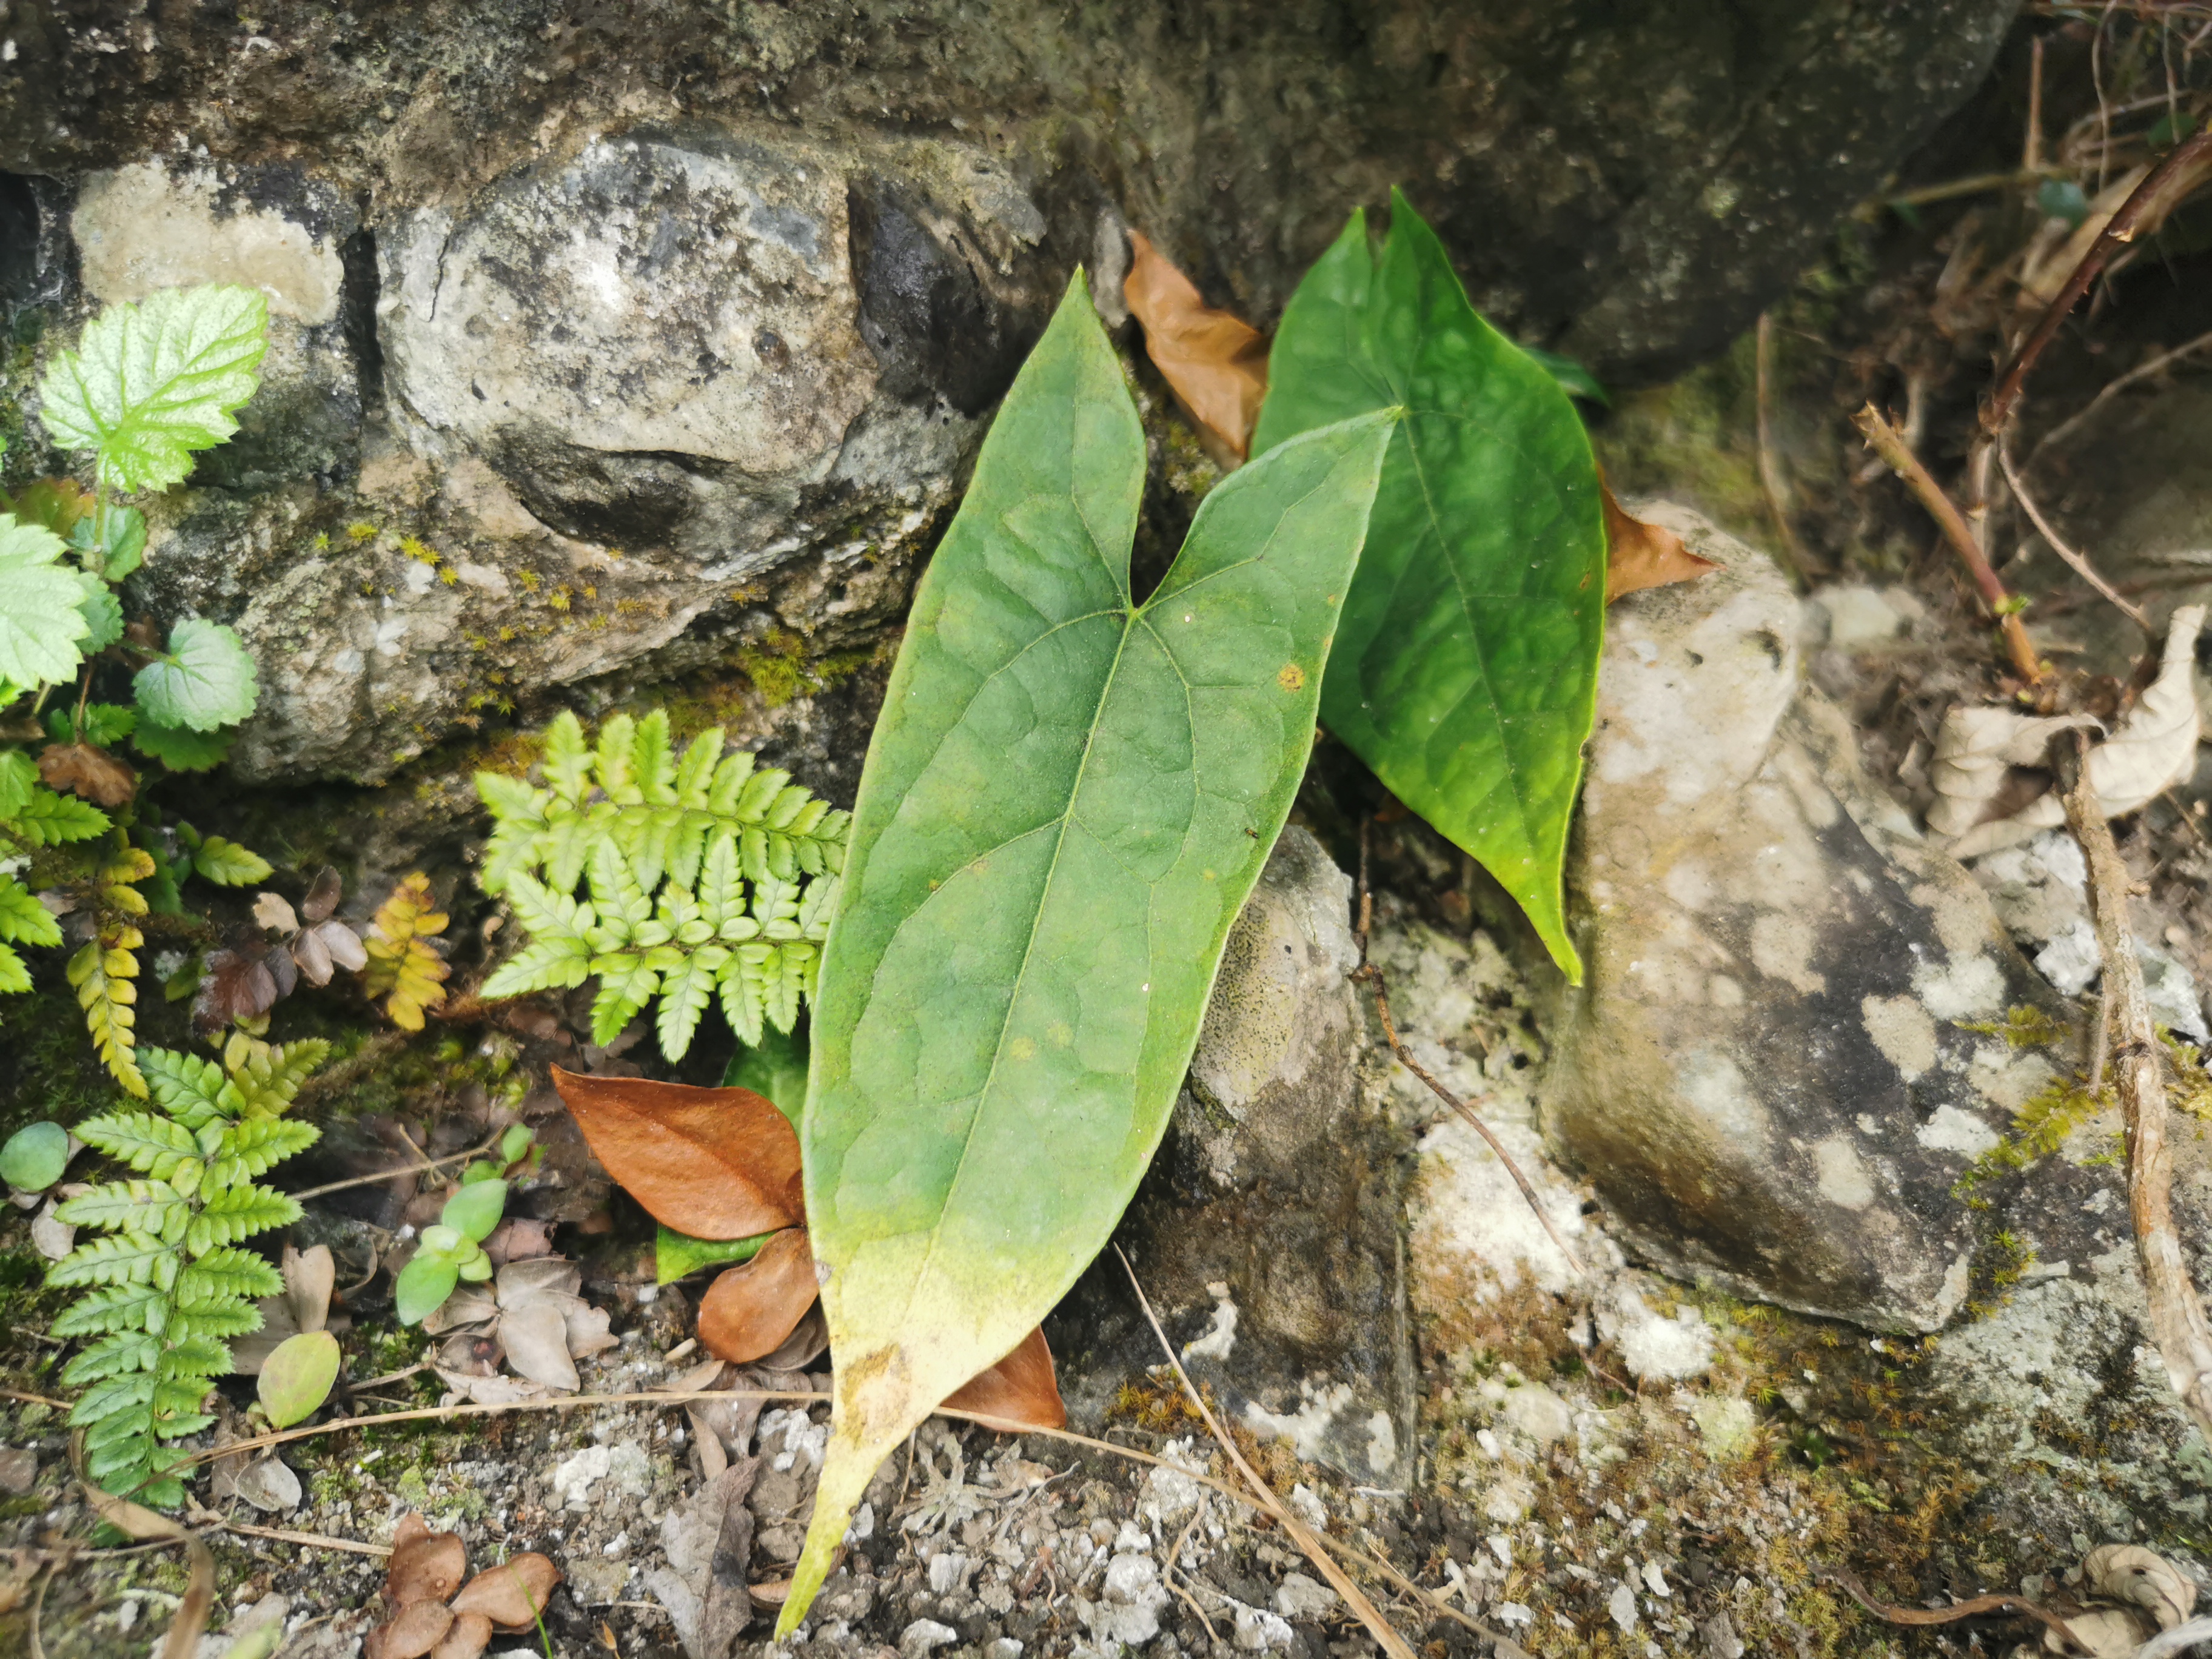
257, 1329, 340, 1428
781, 274, 1393, 1631
134, 618, 260, 732
1253, 190, 1607, 980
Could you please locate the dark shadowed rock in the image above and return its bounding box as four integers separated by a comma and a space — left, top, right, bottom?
1546, 507, 2070, 1333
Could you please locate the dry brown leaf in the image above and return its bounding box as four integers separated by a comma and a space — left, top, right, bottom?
481, 1216, 555, 1266
300, 865, 343, 923
1124, 230, 1271, 464
498, 1299, 579, 1392
940, 1324, 1067, 1430
193, 938, 284, 1033
369, 1600, 454, 1659
283, 1242, 335, 1335
695, 1229, 819, 1364
430, 1610, 493, 1659
450, 1553, 560, 1630
551, 1067, 804, 1239
2084, 1543, 2196, 1631
432, 1367, 546, 1407
364, 873, 452, 1031
252, 892, 300, 934
394, 1513, 431, 1550
387, 1526, 468, 1606
754, 1300, 830, 1370
38, 742, 137, 808
1946, 604, 2205, 857
1603, 484, 1720, 603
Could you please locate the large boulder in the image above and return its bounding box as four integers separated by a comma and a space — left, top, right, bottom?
0, 3, 2021, 783
1546, 508, 2070, 1332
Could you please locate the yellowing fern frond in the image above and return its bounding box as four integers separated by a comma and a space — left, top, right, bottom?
364, 873, 451, 1031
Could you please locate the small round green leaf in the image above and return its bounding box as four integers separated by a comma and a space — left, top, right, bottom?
461, 1160, 502, 1185
418, 1224, 463, 1255
441, 1179, 507, 1243
457, 1252, 494, 1282
256, 1329, 340, 1429
134, 618, 260, 732
500, 1124, 535, 1165
394, 1250, 460, 1325
0, 1122, 70, 1193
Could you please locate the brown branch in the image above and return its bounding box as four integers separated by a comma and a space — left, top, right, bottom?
1984, 131, 2212, 438
1828, 1566, 2090, 1653
1114, 1247, 1419, 1659
2058, 734, 2212, 1444
1852, 404, 2043, 683
1754, 313, 1811, 583
1351, 823, 1586, 1276
1996, 443, 2151, 632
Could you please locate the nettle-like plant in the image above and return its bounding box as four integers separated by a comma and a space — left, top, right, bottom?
475, 709, 846, 1057
1, 284, 275, 1092
49, 1034, 327, 1506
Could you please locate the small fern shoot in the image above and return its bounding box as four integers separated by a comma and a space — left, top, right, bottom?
476, 710, 845, 1057
49, 1033, 326, 1506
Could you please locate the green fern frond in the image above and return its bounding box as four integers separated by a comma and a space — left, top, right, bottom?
8, 786, 111, 846
475, 708, 849, 1058
0, 874, 62, 948
0, 942, 28, 996
69, 923, 147, 1097
49, 1038, 326, 1508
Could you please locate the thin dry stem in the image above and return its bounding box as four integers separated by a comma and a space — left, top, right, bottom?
2060, 735, 2212, 1444
191, 1512, 394, 1557
1852, 404, 2043, 682
1114, 1247, 1418, 1659
287, 1135, 502, 1203
1996, 443, 2152, 631
1754, 313, 1811, 582
2027, 326, 2212, 463
1828, 1566, 2090, 1653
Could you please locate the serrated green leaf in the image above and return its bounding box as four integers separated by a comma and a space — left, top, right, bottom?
77, 1111, 197, 1176
76, 577, 124, 652
1252, 192, 1607, 980
55, 700, 138, 749
70, 1369, 156, 1427
0, 513, 90, 688
7, 785, 110, 846
132, 717, 232, 772
209, 1118, 318, 1182
169, 1302, 261, 1342
0, 1121, 70, 1191
782, 275, 1392, 1631
0, 942, 28, 995
36, 284, 269, 494
185, 1182, 300, 1252
54, 1179, 184, 1232
0, 749, 35, 819
134, 618, 260, 732
178, 1246, 283, 1305
53, 1282, 167, 1338
61, 1330, 159, 1386
49, 1231, 170, 1287
189, 834, 272, 886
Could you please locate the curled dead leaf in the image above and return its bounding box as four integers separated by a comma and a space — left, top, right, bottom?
450, 1553, 560, 1631
551, 1067, 803, 1239
38, 742, 138, 808
1945, 605, 2205, 858
1124, 230, 1270, 465
2084, 1543, 2196, 1631
695, 1228, 819, 1365
367, 1599, 454, 1659
387, 1526, 468, 1606
1603, 486, 1720, 603
941, 1325, 1067, 1430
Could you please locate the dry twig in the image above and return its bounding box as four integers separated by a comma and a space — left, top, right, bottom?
1996, 443, 2152, 631
1828, 1566, 2090, 1653
1852, 404, 2043, 682
2058, 733, 2212, 1443
2027, 326, 2212, 463
1113, 1247, 1419, 1659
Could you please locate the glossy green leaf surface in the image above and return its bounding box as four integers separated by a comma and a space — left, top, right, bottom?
135, 617, 260, 732
783, 275, 1392, 1631
257, 1330, 340, 1428
1253, 190, 1607, 979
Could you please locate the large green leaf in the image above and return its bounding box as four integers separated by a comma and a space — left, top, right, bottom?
782, 275, 1392, 1631
133, 618, 260, 732
0, 514, 91, 689
1253, 190, 1607, 980
36, 285, 269, 494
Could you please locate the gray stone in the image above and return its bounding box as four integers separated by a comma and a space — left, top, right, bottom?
1546, 506, 2069, 1332
69, 158, 364, 488
1055, 826, 1416, 1483
1, 1, 2015, 386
